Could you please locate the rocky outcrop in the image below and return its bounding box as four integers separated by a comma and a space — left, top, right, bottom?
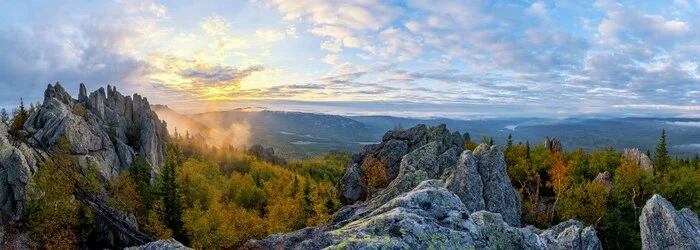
23, 82, 169, 180
247, 144, 287, 165
639, 194, 700, 250
623, 148, 654, 173
544, 136, 562, 152
593, 171, 612, 192
242, 180, 601, 250
473, 144, 521, 226
0, 124, 40, 220
244, 124, 598, 249
338, 124, 468, 204
124, 239, 191, 250
0, 82, 168, 222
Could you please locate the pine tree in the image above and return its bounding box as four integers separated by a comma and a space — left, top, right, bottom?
161, 144, 184, 240
507, 134, 513, 148
646, 149, 651, 158
654, 129, 671, 171
489, 137, 494, 146
526, 140, 531, 160
0, 108, 9, 125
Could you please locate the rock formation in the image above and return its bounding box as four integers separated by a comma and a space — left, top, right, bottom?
544, 136, 562, 152
244, 124, 600, 249
247, 144, 287, 165
21, 82, 169, 180
125, 239, 191, 250
639, 194, 700, 250
0, 83, 169, 246
0, 124, 40, 220
243, 180, 600, 249
623, 148, 654, 173
593, 171, 612, 192
338, 124, 468, 204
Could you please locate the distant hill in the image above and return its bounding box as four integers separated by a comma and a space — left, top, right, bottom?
154, 106, 700, 159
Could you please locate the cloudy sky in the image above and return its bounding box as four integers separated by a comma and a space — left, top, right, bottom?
1, 0, 699, 118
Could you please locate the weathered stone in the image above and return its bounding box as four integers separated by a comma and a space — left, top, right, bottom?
623, 148, 654, 173
337, 163, 365, 204
473, 144, 521, 226
445, 150, 485, 213
78, 83, 88, 103
338, 124, 467, 204
0, 124, 39, 220
639, 194, 700, 250
125, 239, 191, 250
244, 180, 601, 250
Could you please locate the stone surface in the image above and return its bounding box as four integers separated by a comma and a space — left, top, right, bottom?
124, 239, 191, 250
639, 194, 700, 250
445, 150, 484, 213
0, 124, 40, 220
623, 148, 654, 173
338, 124, 467, 204
473, 144, 522, 227
242, 180, 601, 250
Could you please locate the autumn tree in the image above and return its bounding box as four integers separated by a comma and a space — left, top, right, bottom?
27, 137, 81, 249
108, 172, 141, 214
547, 152, 573, 222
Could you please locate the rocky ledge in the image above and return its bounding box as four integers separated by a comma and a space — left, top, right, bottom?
242, 124, 601, 249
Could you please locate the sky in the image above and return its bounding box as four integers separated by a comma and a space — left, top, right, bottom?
0, 0, 699, 118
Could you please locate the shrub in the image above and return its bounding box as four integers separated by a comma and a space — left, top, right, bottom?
362, 157, 389, 191
72, 103, 86, 118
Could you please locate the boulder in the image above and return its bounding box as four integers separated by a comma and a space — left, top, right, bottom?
124, 239, 191, 250
639, 194, 700, 250
623, 148, 654, 173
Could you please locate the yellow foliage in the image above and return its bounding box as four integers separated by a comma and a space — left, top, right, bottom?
107, 172, 141, 214
27, 138, 79, 249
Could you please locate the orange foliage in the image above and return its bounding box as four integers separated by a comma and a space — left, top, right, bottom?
362, 157, 389, 190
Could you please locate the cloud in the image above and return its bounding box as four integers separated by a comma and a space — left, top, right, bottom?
0, 0, 161, 107
527, 1, 547, 17
255, 28, 286, 42
201, 14, 230, 36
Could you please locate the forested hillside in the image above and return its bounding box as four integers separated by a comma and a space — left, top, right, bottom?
501, 132, 699, 249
